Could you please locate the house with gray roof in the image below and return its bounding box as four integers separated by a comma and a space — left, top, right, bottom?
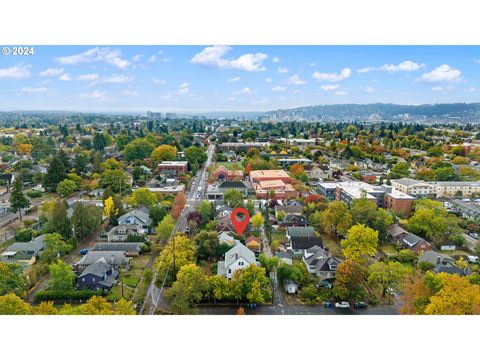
3, 234, 46, 260
117, 208, 152, 231
302, 245, 341, 281
217, 243, 257, 279
75, 251, 130, 271
107, 224, 143, 242
78, 258, 119, 292
418, 250, 470, 276
91, 242, 143, 256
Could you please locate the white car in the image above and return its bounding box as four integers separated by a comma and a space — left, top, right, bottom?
334, 301, 350, 309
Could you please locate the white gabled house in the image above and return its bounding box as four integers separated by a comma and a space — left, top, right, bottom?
217, 243, 257, 280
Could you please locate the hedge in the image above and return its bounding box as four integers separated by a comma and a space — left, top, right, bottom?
34, 289, 103, 302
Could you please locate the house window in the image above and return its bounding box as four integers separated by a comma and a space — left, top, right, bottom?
92, 278, 95, 282
228, 269, 232, 274
239, 261, 244, 266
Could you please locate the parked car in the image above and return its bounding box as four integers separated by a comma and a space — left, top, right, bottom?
79, 248, 88, 255
335, 301, 350, 309
354, 302, 368, 309
323, 301, 333, 308
470, 232, 479, 239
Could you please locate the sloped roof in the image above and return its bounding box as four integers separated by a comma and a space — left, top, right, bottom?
79, 258, 111, 278
118, 209, 152, 226
287, 226, 315, 237
225, 243, 256, 268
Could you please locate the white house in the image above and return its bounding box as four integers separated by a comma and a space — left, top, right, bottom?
217, 243, 257, 280
117, 208, 152, 230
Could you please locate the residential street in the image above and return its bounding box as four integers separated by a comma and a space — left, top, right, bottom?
199, 303, 401, 315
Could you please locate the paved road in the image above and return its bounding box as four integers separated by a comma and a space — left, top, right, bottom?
141, 144, 215, 314
199, 303, 400, 315
463, 232, 478, 251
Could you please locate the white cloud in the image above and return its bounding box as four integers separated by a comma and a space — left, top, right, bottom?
431, 86, 444, 92
176, 82, 189, 95
363, 86, 375, 93
357, 67, 374, 73
277, 67, 288, 73
132, 54, 142, 62
467, 86, 476, 92
381, 60, 424, 72
312, 68, 351, 82
77, 73, 99, 81
191, 45, 268, 72
287, 75, 306, 85
266, 78, 272, 83
272, 57, 280, 63
227, 96, 236, 101
334, 91, 348, 96
148, 52, 171, 63
227, 76, 241, 83
234, 87, 255, 95
272, 86, 287, 92
39, 68, 64, 77
0, 64, 31, 79
321, 84, 340, 91
122, 90, 139, 96
79, 90, 107, 100
20, 86, 48, 93
59, 73, 71, 81
56, 47, 129, 69
293, 89, 300, 94
152, 78, 166, 85
103, 74, 132, 84
310, 63, 317, 67
417, 64, 462, 83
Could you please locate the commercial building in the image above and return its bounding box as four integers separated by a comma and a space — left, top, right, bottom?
392, 178, 480, 197
219, 142, 271, 150
320, 181, 415, 216
253, 179, 298, 200
249, 169, 292, 184
156, 161, 188, 175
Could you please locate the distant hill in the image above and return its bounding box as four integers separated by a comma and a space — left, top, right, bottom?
265, 103, 480, 121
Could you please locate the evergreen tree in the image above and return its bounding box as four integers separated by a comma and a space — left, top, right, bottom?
44, 155, 66, 191
47, 201, 72, 240
9, 177, 30, 221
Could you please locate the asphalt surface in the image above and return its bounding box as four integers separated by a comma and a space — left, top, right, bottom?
199, 303, 401, 315
141, 144, 215, 314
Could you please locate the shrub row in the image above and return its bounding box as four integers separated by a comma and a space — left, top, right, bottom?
34, 289, 102, 302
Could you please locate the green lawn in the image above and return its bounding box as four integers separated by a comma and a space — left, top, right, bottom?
122, 269, 142, 288
271, 231, 287, 245
131, 254, 151, 269
322, 233, 343, 257
440, 249, 472, 257
215, 162, 244, 170
380, 244, 399, 256
106, 284, 134, 301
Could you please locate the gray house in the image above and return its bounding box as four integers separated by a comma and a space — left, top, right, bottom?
303, 245, 341, 281
117, 208, 152, 231
107, 224, 143, 242
91, 242, 143, 256
78, 258, 119, 292
75, 251, 130, 271
3, 234, 46, 260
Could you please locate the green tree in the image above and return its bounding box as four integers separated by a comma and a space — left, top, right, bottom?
321, 201, 352, 236
390, 162, 410, 179
184, 146, 207, 165
43, 154, 67, 191
100, 169, 129, 193
250, 213, 264, 229
156, 214, 175, 242
232, 265, 272, 303
128, 188, 157, 208
351, 197, 393, 242
194, 230, 219, 260
341, 224, 379, 264
0, 262, 29, 296
9, 177, 30, 221
48, 260, 75, 291
368, 261, 409, 298
123, 138, 155, 161
47, 200, 72, 240
165, 264, 208, 314
332, 259, 367, 301
224, 189, 244, 209
151, 144, 177, 163
0, 293, 32, 315
71, 203, 102, 245
40, 233, 73, 263
198, 200, 213, 223
56, 179, 78, 197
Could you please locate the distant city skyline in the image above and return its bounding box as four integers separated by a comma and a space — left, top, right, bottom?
1, 45, 480, 112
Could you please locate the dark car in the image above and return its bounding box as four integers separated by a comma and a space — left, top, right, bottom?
79, 248, 88, 255
323, 301, 333, 308
354, 302, 368, 309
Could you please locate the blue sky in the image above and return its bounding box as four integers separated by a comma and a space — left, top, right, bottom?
0, 45, 479, 112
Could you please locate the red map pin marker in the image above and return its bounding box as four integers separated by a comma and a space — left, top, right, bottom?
231, 208, 250, 236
